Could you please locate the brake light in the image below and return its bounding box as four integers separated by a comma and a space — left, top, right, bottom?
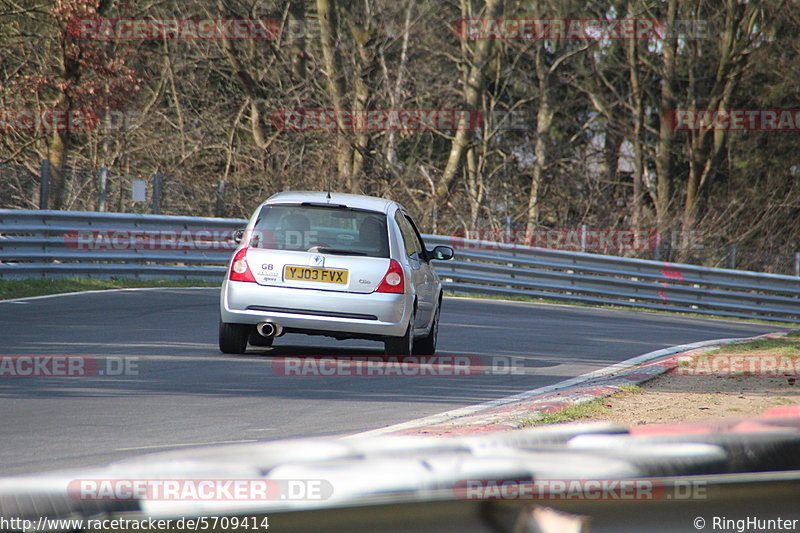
376, 259, 405, 293
229, 248, 256, 282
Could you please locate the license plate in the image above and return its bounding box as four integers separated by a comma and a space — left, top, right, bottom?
284, 266, 348, 284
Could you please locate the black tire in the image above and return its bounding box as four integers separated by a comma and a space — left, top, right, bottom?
413, 303, 439, 355
384, 311, 415, 355
630, 432, 800, 474
248, 330, 274, 347
219, 320, 249, 354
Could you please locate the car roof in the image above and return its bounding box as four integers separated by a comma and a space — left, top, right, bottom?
262, 191, 400, 215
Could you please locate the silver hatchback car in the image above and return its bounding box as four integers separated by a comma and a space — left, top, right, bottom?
219, 191, 454, 355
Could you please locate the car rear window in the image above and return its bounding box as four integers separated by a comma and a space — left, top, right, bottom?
249, 204, 390, 258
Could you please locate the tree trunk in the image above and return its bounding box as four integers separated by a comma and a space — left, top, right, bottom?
466, 145, 481, 225
626, 28, 644, 228
654, 0, 678, 234
349, 15, 373, 194
288, 0, 307, 80
681, 0, 757, 255
316, 0, 354, 187
435, 0, 503, 204
383, 1, 412, 168
525, 46, 553, 234
47, 130, 68, 210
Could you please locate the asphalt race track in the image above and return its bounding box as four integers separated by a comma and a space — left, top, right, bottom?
0, 288, 784, 475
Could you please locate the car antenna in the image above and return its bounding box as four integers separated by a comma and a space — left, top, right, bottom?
326, 183, 331, 201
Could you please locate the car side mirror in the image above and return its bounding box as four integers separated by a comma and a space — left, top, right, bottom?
429, 245, 454, 261
232, 229, 245, 244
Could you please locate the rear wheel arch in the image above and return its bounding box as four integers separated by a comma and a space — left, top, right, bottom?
410, 295, 419, 332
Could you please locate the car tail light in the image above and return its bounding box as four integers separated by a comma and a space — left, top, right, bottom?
376, 259, 405, 293
229, 248, 256, 282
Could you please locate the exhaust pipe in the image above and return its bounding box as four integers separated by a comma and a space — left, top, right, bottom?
256, 321, 283, 338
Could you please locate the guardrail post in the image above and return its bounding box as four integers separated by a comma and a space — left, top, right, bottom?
580, 224, 587, 252
39, 159, 50, 210
728, 244, 737, 270
215, 180, 226, 218
795, 252, 800, 277
152, 173, 163, 214
653, 232, 662, 261
97, 166, 108, 212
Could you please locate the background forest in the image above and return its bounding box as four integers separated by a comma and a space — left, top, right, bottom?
1, 0, 799, 272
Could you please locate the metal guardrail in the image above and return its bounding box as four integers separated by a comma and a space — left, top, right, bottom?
1, 209, 799, 323
424, 235, 800, 323
0, 209, 241, 282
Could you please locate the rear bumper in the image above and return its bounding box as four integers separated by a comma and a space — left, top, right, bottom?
220, 281, 411, 338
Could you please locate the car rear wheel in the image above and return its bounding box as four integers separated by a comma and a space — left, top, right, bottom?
384, 311, 414, 355
413, 304, 439, 356
219, 320, 249, 354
